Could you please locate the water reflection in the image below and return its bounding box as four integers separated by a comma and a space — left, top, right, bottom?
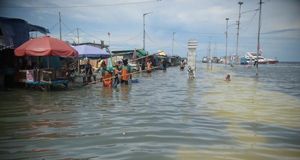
186, 79, 196, 104
1, 63, 300, 160
120, 84, 131, 104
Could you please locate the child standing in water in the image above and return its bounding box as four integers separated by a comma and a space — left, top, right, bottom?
147, 60, 152, 73
225, 75, 231, 81
180, 60, 185, 70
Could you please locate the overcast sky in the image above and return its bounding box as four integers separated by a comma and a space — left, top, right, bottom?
1, 0, 299, 61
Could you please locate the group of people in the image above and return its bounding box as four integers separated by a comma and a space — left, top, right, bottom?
84, 58, 230, 87
86, 58, 154, 88
99, 58, 133, 87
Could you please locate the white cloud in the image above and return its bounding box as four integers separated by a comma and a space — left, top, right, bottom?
1, 0, 299, 61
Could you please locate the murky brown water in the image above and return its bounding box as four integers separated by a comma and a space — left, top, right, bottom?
0, 62, 300, 160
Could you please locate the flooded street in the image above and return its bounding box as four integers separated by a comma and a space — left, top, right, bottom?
0, 62, 300, 160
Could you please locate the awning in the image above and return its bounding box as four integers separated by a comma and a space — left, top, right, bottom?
0, 17, 49, 49
29, 24, 50, 35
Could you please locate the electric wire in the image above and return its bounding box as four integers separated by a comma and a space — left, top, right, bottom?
55, 29, 77, 39
0, 0, 160, 8
145, 33, 161, 49
146, 24, 225, 36
61, 20, 78, 37
241, 9, 259, 33
110, 32, 143, 43
79, 29, 104, 41
174, 40, 187, 49
49, 22, 59, 31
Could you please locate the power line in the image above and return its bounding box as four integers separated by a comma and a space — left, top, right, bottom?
241, 9, 259, 33
146, 24, 225, 35
0, 0, 160, 9
79, 28, 104, 41
145, 32, 174, 50
49, 22, 59, 31
55, 29, 77, 39
61, 20, 77, 37
174, 40, 187, 49
145, 33, 161, 48
110, 32, 143, 43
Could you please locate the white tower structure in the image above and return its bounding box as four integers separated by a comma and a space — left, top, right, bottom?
187, 40, 198, 78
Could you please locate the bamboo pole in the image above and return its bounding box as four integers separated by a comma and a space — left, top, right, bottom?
82, 66, 160, 86
129, 54, 154, 62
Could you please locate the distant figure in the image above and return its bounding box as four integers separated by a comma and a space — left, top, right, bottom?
116, 58, 132, 85
225, 74, 231, 81
163, 59, 167, 71
94, 58, 103, 73
147, 60, 152, 73
113, 67, 120, 87
85, 60, 93, 82
141, 61, 146, 70
180, 60, 185, 70
100, 62, 114, 87
253, 60, 258, 67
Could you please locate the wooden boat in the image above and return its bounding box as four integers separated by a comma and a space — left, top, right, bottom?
268, 59, 279, 64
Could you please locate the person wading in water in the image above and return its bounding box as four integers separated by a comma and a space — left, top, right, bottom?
100, 62, 114, 87
180, 60, 185, 70
116, 58, 132, 85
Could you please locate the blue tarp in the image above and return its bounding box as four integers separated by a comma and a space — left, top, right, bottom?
240, 58, 248, 64
0, 17, 49, 49
42, 56, 62, 68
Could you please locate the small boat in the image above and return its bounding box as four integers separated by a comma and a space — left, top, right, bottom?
258, 59, 268, 64
240, 57, 248, 65
244, 52, 267, 64
268, 59, 279, 64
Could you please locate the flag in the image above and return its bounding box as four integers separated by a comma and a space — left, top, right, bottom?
132, 49, 136, 64
258, 45, 262, 53
108, 32, 110, 36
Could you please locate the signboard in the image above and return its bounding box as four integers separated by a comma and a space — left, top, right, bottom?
26, 70, 35, 82
187, 40, 198, 78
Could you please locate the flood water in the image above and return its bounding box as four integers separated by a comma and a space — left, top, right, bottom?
0, 62, 300, 160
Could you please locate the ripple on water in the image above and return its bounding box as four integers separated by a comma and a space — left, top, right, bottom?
0, 63, 300, 160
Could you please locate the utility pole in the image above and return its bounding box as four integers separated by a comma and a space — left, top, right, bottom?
225, 18, 229, 68
77, 28, 80, 76
172, 32, 175, 56
143, 12, 153, 50
77, 28, 79, 44
256, 0, 262, 76
59, 12, 62, 40
208, 37, 211, 70
235, 2, 243, 69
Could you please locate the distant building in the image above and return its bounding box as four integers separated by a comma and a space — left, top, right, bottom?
71, 41, 109, 50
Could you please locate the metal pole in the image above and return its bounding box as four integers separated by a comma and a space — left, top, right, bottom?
211, 42, 216, 70
235, 2, 243, 69
143, 12, 153, 51
77, 28, 79, 44
225, 18, 229, 68
59, 12, 62, 40
172, 32, 175, 56
209, 37, 211, 70
256, 0, 262, 76
207, 45, 209, 70
143, 14, 145, 50
77, 28, 80, 75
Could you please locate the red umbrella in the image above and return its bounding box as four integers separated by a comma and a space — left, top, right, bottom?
14, 35, 78, 68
